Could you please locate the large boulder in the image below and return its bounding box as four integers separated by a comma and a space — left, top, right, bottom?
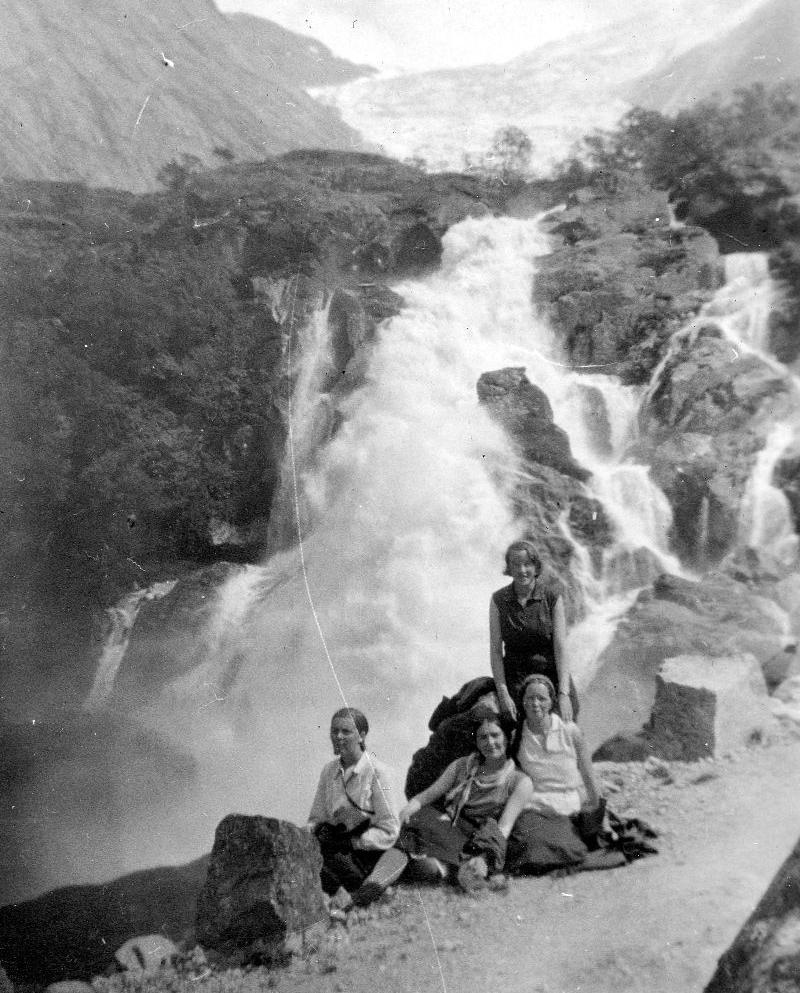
195, 815, 325, 967
705, 831, 800, 992
477, 367, 589, 482
581, 573, 790, 751
594, 653, 774, 761
0, 857, 207, 986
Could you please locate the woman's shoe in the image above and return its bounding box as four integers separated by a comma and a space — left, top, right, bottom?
406, 855, 448, 883
352, 848, 409, 906
457, 856, 489, 893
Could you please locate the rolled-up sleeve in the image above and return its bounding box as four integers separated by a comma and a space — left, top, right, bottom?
352, 763, 400, 851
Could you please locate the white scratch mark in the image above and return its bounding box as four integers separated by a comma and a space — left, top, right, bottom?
176, 17, 209, 30
134, 94, 151, 129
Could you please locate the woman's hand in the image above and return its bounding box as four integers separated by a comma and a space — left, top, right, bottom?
399, 798, 421, 824
558, 691, 573, 723
497, 684, 517, 721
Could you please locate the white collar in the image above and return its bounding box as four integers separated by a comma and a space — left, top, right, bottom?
338, 750, 369, 779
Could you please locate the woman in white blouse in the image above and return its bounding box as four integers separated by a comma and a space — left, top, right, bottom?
308, 707, 400, 900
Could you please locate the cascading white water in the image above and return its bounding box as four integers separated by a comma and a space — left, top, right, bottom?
111, 215, 686, 872
83, 580, 176, 711
740, 422, 799, 568
705, 252, 773, 355
702, 252, 799, 566
266, 300, 336, 551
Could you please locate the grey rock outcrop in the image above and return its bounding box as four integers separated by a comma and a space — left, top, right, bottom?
582, 573, 789, 750
477, 367, 589, 482
594, 653, 774, 761
536, 180, 721, 386
195, 815, 325, 967
705, 830, 800, 992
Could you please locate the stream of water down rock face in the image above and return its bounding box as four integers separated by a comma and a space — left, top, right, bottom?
87, 217, 796, 878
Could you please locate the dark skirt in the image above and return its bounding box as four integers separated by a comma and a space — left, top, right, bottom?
397, 805, 474, 868
505, 808, 588, 875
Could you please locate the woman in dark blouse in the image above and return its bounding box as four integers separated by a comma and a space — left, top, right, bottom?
489, 539, 578, 722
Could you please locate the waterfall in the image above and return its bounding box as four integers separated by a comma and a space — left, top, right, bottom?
265, 298, 336, 552
704, 252, 799, 567
83, 580, 176, 711
96, 214, 689, 870
706, 252, 773, 355
740, 422, 799, 567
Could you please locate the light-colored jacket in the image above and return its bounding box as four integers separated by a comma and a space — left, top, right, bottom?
308, 751, 399, 850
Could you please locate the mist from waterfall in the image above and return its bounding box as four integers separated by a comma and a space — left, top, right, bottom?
75, 224, 798, 889
88, 214, 677, 877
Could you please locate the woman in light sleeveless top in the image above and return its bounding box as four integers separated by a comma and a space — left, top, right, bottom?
507, 674, 603, 873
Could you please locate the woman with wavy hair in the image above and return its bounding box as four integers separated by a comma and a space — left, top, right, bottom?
490, 539, 578, 722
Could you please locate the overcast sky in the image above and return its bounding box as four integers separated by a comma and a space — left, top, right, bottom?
214, 0, 645, 72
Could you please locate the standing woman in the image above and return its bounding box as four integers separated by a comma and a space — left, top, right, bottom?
490, 539, 578, 722
307, 707, 399, 901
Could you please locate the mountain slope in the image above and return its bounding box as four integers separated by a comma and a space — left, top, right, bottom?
0, 0, 372, 191
628, 0, 800, 112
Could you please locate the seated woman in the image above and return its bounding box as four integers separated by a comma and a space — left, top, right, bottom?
307, 707, 399, 906
357, 708, 533, 903
506, 673, 604, 874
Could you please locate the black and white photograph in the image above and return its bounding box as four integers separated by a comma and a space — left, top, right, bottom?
2, 0, 800, 989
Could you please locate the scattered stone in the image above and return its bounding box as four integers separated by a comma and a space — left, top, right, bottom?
644, 757, 673, 782
705, 832, 800, 992
44, 984, 92, 993
762, 645, 799, 692
691, 770, 720, 785
195, 815, 326, 967
0, 967, 12, 993
114, 934, 179, 974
